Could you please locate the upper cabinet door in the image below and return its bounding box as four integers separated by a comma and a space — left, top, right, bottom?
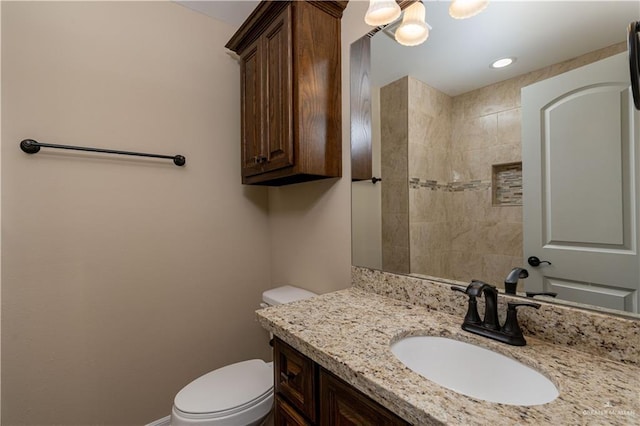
240, 39, 263, 178
262, 6, 294, 174
350, 36, 373, 182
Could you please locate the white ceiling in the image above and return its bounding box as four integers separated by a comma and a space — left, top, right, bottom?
176, 1, 640, 96
372, 1, 640, 95
176, 0, 259, 27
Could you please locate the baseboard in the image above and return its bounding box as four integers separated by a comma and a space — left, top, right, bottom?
146, 415, 170, 426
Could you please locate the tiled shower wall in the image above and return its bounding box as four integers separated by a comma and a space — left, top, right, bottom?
407, 78, 451, 278
380, 42, 626, 288
447, 76, 523, 285
381, 78, 409, 273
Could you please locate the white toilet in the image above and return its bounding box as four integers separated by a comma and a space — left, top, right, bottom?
170, 286, 317, 426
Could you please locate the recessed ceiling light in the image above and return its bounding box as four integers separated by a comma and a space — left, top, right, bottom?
491, 57, 516, 69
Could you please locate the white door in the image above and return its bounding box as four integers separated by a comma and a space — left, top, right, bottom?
522, 52, 639, 313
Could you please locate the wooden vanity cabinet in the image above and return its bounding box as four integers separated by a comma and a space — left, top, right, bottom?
274, 337, 318, 422
273, 337, 409, 426
226, 1, 347, 186
319, 369, 409, 425
275, 394, 314, 426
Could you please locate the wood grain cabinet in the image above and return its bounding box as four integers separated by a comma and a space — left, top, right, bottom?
274, 338, 318, 423
273, 337, 410, 426
226, 1, 347, 186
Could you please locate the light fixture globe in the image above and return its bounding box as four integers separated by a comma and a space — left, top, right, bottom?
364, 0, 402, 27
449, 0, 489, 20
395, 2, 429, 46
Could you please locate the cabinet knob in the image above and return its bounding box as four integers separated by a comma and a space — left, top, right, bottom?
280, 371, 297, 382
253, 155, 267, 164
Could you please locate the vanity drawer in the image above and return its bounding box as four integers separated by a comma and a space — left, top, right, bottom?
274, 338, 318, 423
275, 394, 313, 426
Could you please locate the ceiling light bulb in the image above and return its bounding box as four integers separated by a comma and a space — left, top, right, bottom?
491, 57, 515, 68
395, 2, 429, 47
364, 0, 402, 27
449, 0, 489, 20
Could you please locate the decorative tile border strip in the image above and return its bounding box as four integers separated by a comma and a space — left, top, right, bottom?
409, 177, 491, 192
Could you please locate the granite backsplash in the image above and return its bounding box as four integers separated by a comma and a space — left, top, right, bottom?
352, 266, 640, 365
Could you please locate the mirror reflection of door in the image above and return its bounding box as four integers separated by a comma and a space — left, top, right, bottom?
522, 52, 639, 313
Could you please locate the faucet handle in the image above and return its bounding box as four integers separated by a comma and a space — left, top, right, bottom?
501, 302, 541, 346
450, 285, 482, 325
450, 285, 467, 294
508, 302, 541, 309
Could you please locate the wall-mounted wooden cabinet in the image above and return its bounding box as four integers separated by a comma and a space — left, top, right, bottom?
350, 35, 373, 182
273, 337, 410, 425
226, 1, 347, 186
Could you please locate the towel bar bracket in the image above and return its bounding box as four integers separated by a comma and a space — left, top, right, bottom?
20, 139, 41, 154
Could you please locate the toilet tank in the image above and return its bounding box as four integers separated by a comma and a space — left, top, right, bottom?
262, 285, 317, 306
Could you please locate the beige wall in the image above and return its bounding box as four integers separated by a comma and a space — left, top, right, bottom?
1, 2, 273, 424
0, 1, 3, 419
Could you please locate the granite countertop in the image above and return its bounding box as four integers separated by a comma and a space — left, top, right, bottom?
257, 287, 640, 425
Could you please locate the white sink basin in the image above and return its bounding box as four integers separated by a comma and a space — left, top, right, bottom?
391, 336, 559, 406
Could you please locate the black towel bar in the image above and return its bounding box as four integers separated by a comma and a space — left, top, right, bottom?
20, 139, 186, 166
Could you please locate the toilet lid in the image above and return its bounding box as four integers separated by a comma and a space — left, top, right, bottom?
174, 359, 273, 415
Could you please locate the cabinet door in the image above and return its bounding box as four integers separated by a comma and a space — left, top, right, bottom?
240, 39, 264, 178
262, 5, 294, 173
275, 395, 313, 426
274, 339, 317, 423
319, 369, 410, 426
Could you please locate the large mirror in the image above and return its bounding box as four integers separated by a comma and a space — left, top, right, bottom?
351, 1, 640, 317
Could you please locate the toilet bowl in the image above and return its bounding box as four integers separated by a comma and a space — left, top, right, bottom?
171, 360, 273, 426
170, 286, 317, 426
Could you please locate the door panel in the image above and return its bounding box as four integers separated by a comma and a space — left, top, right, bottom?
263, 5, 293, 172
545, 86, 627, 246
522, 52, 639, 313
544, 277, 636, 312
240, 41, 263, 177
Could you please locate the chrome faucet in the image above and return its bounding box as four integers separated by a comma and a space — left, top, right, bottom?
452, 280, 540, 346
